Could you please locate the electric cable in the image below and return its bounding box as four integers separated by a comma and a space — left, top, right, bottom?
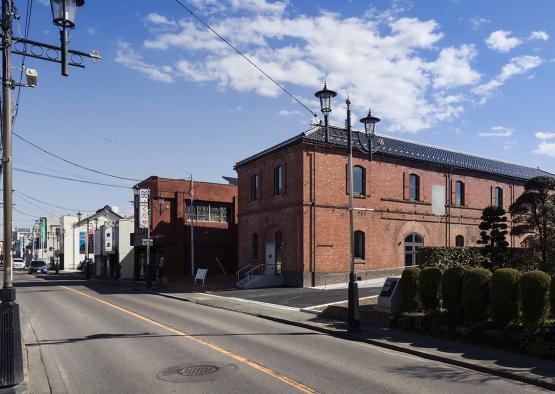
14, 167, 131, 189
13, 188, 91, 212
13, 131, 141, 181
172, 0, 318, 118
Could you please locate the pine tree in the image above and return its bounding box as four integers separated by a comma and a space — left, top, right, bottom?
477, 206, 509, 249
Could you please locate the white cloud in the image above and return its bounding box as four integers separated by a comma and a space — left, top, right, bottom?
146, 13, 176, 26
529, 31, 549, 41
534, 142, 555, 157
426, 44, 480, 88
86, 27, 97, 35
485, 30, 522, 52
479, 126, 513, 137
470, 17, 490, 30
36, 0, 49, 6
115, 41, 174, 83
279, 109, 302, 116
472, 55, 542, 102
535, 131, 555, 140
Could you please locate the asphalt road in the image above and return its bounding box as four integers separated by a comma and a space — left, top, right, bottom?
14, 273, 547, 394
213, 286, 382, 308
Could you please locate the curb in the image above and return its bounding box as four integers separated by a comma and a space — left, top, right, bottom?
136, 288, 555, 392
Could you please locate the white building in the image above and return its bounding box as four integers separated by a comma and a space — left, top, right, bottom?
94, 217, 135, 279
60, 206, 123, 271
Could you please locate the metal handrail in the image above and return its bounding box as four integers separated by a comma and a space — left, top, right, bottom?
236, 264, 253, 282
238, 263, 278, 285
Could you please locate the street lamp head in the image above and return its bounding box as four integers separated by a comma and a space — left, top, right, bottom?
314, 82, 337, 114
360, 108, 381, 138
50, 0, 85, 29
133, 186, 139, 197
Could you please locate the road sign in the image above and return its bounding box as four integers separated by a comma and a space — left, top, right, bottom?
139, 189, 150, 229
141, 238, 153, 246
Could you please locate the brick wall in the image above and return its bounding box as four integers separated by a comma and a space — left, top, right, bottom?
237, 141, 527, 287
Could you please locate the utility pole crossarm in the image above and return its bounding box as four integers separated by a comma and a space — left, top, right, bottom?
12, 36, 101, 69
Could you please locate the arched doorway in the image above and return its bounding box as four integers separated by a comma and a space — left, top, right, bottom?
404, 233, 423, 266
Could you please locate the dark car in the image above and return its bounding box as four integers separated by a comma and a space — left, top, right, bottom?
28, 260, 47, 274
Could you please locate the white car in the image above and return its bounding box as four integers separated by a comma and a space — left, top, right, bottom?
13, 258, 26, 270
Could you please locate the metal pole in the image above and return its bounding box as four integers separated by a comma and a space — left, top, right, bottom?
60, 28, 68, 77
324, 113, 329, 143
346, 98, 360, 331
1, 0, 24, 387
145, 199, 151, 288
189, 175, 195, 277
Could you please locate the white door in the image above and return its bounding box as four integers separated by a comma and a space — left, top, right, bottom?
265, 243, 275, 275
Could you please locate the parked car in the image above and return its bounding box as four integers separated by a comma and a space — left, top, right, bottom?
79, 258, 94, 274
13, 258, 26, 270
28, 260, 47, 274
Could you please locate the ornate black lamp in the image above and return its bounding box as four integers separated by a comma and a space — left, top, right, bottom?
315, 82, 337, 143
359, 108, 381, 161
50, 0, 85, 76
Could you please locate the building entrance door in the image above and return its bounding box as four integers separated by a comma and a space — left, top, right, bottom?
265, 242, 275, 275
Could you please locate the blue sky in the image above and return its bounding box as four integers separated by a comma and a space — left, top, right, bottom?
7, 0, 555, 229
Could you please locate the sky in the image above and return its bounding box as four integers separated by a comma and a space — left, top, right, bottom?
5, 0, 555, 231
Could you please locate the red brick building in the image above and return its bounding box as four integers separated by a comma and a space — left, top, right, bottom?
133, 176, 237, 279
235, 125, 552, 287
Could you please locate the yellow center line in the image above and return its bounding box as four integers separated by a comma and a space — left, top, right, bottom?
60, 285, 318, 394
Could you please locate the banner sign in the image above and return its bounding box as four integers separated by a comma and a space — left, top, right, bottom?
88, 224, 94, 254
39, 217, 47, 249
139, 189, 150, 229
79, 231, 86, 254
104, 226, 113, 252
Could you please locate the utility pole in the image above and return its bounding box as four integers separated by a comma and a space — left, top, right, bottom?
0, 0, 23, 387
145, 195, 152, 289
189, 175, 195, 277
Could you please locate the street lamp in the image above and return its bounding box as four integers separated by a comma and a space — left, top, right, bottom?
315, 85, 382, 331
314, 82, 337, 143
50, 0, 85, 76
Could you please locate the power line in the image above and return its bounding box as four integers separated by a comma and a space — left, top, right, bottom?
13, 189, 89, 212
13, 131, 142, 182
172, 0, 317, 118
14, 167, 131, 189
12, 0, 33, 127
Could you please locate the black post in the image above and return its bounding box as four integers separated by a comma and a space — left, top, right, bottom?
324, 113, 329, 143
346, 98, 360, 331
1, 0, 24, 388
60, 28, 69, 76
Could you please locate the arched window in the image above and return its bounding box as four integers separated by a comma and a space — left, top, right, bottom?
495, 187, 503, 209
353, 166, 365, 196
455, 181, 465, 205
404, 233, 423, 266
409, 174, 420, 201
455, 235, 464, 247
273, 165, 284, 196
251, 233, 259, 259
354, 231, 365, 260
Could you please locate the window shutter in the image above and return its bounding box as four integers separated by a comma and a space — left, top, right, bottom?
419, 176, 423, 202
365, 167, 371, 197
403, 172, 408, 200
490, 186, 494, 206
257, 173, 262, 201
282, 163, 286, 194
450, 180, 455, 205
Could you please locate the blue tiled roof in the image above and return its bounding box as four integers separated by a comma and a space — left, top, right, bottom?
235, 125, 553, 181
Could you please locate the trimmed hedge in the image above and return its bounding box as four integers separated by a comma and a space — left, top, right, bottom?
441, 267, 465, 314
418, 247, 491, 271
461, 268, 492, 323
418, 267, 442, 310
551, 277, 555, 318
521, 271, 551, 326
490, 268, 522, 327
400, 267, 420, 312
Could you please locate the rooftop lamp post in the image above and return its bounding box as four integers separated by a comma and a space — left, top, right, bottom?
314, 82, 337, 143
315, 83, 382, 332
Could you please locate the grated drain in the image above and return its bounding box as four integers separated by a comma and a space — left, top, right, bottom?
177, 365, 218, 377
158, 362, 237, 383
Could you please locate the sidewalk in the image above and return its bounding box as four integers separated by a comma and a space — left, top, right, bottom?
137, 284, 555, 391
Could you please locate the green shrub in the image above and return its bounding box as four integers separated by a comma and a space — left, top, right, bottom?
400, 267, 420, 312
419, 247, 491, 271
551, 277, 555, 318
418, 267, 442, 310
461, 268, 492, 323
521, 271, 550, 326
490, 268, 522, 327
441, 267, 465, 314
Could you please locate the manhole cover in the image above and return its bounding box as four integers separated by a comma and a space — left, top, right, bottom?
177, 365, 218, 376
158, 362, 238, 383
